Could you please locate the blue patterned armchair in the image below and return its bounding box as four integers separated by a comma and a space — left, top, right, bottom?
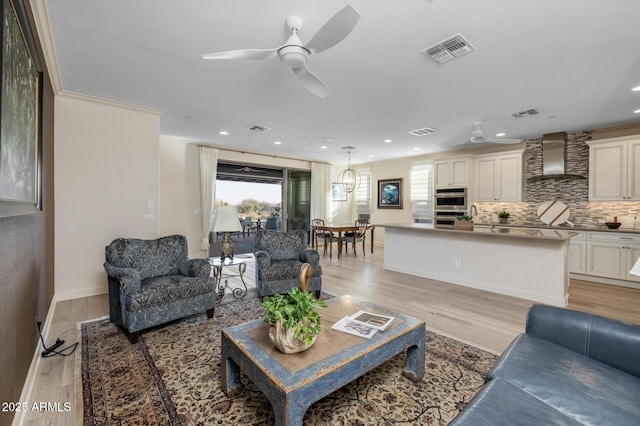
104, 234, 215, 343
254, 230, 322, 297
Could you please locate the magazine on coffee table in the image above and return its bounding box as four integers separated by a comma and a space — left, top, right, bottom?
349, 310, 395, 331
331, 316, 378, 339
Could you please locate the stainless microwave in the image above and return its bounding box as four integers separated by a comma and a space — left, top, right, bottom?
434, 187, 467, 211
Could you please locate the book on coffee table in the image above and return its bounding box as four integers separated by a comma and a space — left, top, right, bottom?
349, 310, 395, 331
331, 316, 378, 339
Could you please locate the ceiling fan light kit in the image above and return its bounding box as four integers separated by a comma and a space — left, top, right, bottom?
464, 121, 521, 145
200, 5, 361, 97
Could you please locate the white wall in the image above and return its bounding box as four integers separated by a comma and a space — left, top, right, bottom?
330, 156, 415, 246
54, 93, 161, 300
159, 137, 203, 258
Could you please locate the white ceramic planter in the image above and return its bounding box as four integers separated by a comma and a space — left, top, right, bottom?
269, 320, 317, 354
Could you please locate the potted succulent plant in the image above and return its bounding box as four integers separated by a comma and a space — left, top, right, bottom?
454, 214, 474, 230
261, 287, 327, 354
498, 210, 510, 224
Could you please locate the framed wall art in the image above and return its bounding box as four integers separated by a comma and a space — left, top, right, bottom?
377, 178, 403, 209
331, 183, 347, 201
0, 0, 42, 217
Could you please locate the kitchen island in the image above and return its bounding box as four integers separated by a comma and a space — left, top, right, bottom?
381, 223, 579, 306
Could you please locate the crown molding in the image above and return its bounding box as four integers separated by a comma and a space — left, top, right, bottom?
29, 0, 62, 94
58, 90, 165, 116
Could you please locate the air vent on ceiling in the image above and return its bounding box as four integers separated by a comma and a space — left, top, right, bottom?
508, 108, 539, 119
246, 124, 271, 132
408, 126, 439, 137
420, 33, 476, 64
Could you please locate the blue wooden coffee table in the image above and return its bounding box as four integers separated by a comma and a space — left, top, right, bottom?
221, 296, 426, 425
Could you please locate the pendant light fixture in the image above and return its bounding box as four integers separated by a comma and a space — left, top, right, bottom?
337, 146, 361, 194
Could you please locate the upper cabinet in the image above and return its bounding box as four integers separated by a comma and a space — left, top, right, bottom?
474, 150, 524, 202
434, 156, 471, 188
587, 136, 640, 201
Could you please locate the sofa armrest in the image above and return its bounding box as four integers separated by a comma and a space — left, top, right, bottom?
300, 248, 320, 265
255, 250, 272, 269
180, 258, 211, 278
526, 304, 640, 378
103, 262, 142, 295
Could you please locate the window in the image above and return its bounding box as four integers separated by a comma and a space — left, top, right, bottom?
355, 168, 371, 220
410, 162, 433, 223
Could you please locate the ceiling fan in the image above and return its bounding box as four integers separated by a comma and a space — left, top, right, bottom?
200, 5, 361, 98
464, 121, 522, 144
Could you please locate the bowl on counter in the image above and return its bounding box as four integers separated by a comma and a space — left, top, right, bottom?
605, 222, 622, 229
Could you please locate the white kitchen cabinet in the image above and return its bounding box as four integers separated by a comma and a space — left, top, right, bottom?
434, 156, 471, 188
587, 136, 640, 201
569, 231, 586, 274
474, 150, 523, 201
586, 232, 640, 282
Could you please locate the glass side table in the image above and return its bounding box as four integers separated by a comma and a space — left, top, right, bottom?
209, 257, 248, 303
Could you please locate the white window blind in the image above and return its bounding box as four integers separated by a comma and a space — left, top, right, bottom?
411, 162, 433, 222
355, 169, 371, 215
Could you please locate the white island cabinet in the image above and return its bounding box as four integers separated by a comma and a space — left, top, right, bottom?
381, 224, 578, 306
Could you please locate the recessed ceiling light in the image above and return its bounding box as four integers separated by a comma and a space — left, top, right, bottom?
219, 130, 228, 135
496, 132, 506, 137
632, 86, 640, 92
274, 141, 282, 145
320, 145, 328, 149
634, 109, 640, 114
413, 147, 421, 151
368, 154, 375, 158
384, 139, 392, 143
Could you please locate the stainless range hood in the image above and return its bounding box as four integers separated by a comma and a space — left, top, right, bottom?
542, 132, 567, 176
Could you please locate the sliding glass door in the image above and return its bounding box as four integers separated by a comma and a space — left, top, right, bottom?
285, 170, 311, 233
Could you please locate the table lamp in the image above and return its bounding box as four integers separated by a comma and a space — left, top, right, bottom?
212, 204, 243, 261
630, 257, 640, 276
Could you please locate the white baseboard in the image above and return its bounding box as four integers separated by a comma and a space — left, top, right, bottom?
12, 295, 59, 426
54, 285, 107, 301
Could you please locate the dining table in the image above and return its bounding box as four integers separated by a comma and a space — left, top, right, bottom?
312, 223, 375, 259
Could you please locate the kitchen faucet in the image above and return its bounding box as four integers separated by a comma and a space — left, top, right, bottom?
469, 203, 478, 217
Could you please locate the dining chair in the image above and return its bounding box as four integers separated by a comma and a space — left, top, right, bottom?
342, 219, 369, 257
311, 219, 335, 257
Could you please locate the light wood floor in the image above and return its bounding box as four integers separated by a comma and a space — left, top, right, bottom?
20, 249, 640, 425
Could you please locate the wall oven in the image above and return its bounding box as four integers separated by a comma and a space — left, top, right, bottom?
434, 187, 468, 228
435, 187, 468, 211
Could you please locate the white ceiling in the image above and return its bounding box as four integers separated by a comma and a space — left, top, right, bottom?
42, 0, 640, 165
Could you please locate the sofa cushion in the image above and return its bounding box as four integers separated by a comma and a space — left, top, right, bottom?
449, 378, 582, 426
488, 333, 640, 426
126, 275, 214, 312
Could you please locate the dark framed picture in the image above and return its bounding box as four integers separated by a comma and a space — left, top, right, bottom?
331, 183, 347, 201
377, 178, 403, 209
0, 0, 42, 217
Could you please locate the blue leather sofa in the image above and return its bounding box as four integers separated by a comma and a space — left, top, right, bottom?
104, 234, 215, 343
450, 304, 640, 425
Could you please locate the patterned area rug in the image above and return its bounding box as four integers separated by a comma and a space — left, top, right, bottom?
79, 293, 497, 425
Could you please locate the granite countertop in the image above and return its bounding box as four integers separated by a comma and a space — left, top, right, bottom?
473, 222, 640, 234
378, 223, 578, 241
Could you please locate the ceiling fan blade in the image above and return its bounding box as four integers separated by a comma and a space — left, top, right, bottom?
485, 138, 523, 144
201, 48, 279, 60
292, 65, 329, 98
304, 5, 361, 55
